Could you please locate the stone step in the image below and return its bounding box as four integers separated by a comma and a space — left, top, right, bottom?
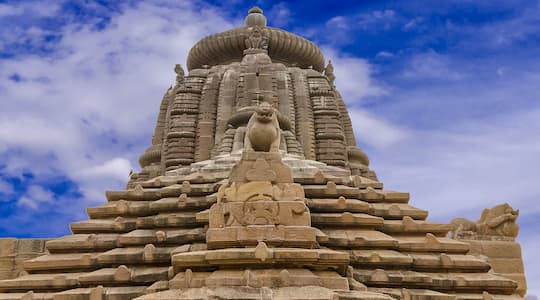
169, 268, 351, 291
172, 243, 349, 272
54, 286, 148, 300
302, 182, 361, 198
0, 273, 83, 292
45, 234, 119, 254
70, 218, 137, 234
87, 201, 153, 219
353, 269, 518, 294
117, 228, 206, 247
23, 253, 100, 272
319, 229, 398, 248
453, 293, 524, 300
96, 245, 175, 265
348, 250, 413, 267
149, 195, 215, 212
358, 188, 410, 204
409, 253, 491, 272
78, 266, 168, 285
137, 212, 200, 229
0, 292, 54, 300
136, 285, 394, 300
367, 287, 456, 300
368, 203, 428, 220
106, 183, 218, 201
396, 234, 470, 254
306, 197, 369, 213
311, 213, 384, 227
379, 217, 451, 236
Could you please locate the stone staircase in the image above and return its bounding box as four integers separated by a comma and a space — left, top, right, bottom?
0, 153, 520, 299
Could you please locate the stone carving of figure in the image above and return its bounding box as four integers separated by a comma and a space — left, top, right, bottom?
174, 64, 184, 85
450, 203, 520, 239
245, 26, 269, 50
244, 102, 280, 152
324, 60, 336, 86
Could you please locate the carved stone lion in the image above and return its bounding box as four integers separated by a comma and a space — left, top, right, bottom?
450, 203, 519, 239
244, 102, 280, 152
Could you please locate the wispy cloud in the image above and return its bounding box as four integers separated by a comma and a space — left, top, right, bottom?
0, 0, 237, 235
17, 185, 54, 210
0, 178, 15, 196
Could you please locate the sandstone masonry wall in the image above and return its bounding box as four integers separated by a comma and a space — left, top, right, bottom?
0, 238, 49, 280
462, 239, 527, 296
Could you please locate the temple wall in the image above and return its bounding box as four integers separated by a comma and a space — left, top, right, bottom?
0, 238, 49, 280
460, 239, 527, 296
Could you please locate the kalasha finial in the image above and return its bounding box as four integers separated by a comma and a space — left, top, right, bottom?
245, 6, 267, 27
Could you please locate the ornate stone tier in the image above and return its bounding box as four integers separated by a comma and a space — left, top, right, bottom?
0, 152, 519, 299
128, 8, 374, 189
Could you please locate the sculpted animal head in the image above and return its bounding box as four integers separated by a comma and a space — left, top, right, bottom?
479, 203, 520, 237
255, 102, 275, 124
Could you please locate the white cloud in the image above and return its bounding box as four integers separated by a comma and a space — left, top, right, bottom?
0, 179, 15, 197
267, 2, 291, 28
357, 10, 396, 30
17, 185, 54, 210
348, 108, 409, 149
322, 47, 386, 104
376, 51, 394, 58
326, 16, 349, 30
401, 50, 466, 80
0, 1, 60, 17
0, 1, 236, 211
402, 17, 424, 31
73, 157, 133, 203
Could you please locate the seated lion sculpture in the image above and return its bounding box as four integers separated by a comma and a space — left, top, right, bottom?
244, 102, 280, 152
450, 203, 519, 239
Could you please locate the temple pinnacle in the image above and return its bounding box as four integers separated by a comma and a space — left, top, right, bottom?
245, 6, 267, 27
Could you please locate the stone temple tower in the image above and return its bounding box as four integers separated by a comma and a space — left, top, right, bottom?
0, 7, 526, 300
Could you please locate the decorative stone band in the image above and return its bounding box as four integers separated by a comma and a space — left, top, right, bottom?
187, 27, 325, 72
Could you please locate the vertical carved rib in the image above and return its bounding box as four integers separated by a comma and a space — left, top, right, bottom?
215, 128, 236, 155
275, 68, 291, 127
334, 90, 356, 147
290, 68, 316, 160
286, 72, 296, 134
164, 75, 206, 171
214, 67, 239, 147
195, 70, 223, 162
307, 74, 347, 167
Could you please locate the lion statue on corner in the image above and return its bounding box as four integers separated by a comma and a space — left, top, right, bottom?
450, 203, 519, 239
244, 102, 280, 152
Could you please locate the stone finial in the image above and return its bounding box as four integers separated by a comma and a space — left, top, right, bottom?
245, 6, 267, 27
324, 60, 336, 86
174, 64, 184, 85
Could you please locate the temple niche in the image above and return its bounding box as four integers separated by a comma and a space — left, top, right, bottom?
0, 7, 527, 300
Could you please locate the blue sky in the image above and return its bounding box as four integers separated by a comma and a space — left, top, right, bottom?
0, 0, 539, 295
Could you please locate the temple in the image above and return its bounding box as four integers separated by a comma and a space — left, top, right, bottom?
0, 7, 527, 300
